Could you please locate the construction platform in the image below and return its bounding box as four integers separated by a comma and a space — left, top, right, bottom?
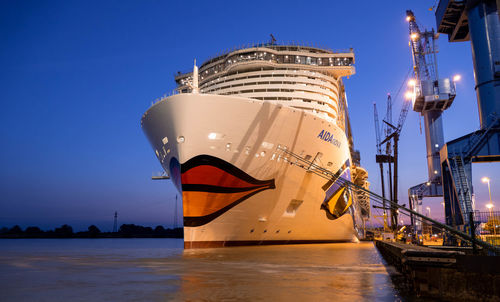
375, 240, 500, 301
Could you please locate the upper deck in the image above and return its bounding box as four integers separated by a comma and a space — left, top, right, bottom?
175, 43, 355, 87
172, 43, 355, 126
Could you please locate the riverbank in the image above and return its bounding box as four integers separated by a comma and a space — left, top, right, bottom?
0, 224, 182, 239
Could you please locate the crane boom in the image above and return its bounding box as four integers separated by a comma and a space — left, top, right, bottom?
384, 94, 392, 137
373, 103, 382, 154
406, 10, 438, 84
396, 97, 411, 133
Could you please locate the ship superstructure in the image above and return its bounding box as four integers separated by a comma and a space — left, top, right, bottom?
141, 43, 369, 248
176, 44, 354, 130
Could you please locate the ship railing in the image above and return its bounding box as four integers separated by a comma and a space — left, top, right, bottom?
151, 89, 179, 106
174, 42, 354, 78
200, 41, 354, 69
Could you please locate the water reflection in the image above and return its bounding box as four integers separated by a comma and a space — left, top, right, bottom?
0, 240, 401, 301
173, 243, 399, 301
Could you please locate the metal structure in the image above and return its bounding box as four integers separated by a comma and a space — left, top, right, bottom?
406, 9, 457, 231
379, 91, 412, 230
373, 84, 413, 231
276, 146, 500, 255
436, 0, 500, 233
472, 210, 500, 246
374, 102, 389, 227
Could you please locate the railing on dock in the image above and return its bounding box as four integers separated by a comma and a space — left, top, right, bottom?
472, 210, 500, 246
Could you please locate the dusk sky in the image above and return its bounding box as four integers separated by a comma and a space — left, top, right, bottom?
1, 0, 498, 231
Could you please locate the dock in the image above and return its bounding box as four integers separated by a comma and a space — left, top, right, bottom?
376, 240, 500, 301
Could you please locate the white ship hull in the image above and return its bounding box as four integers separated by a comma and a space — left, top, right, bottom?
142, 93, 361, 248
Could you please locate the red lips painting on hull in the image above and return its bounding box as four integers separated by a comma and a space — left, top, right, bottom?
181, 155, 275, 227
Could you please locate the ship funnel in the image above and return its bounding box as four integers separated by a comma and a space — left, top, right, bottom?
192, 59, 199, 94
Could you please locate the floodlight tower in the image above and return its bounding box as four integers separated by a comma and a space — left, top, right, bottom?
406, 10, 457, 228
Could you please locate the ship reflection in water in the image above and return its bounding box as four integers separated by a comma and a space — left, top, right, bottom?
0, 240, 401, 301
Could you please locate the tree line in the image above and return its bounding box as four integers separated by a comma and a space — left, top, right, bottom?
0, 224, 183, 238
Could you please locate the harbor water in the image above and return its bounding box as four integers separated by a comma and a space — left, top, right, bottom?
0, 239, 402, 301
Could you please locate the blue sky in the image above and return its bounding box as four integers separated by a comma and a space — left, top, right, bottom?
1, 0, 497, 231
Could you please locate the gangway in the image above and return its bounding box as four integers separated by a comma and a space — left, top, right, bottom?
275, 145, 500, 255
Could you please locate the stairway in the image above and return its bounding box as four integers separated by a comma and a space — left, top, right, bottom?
450, 155, 473, 223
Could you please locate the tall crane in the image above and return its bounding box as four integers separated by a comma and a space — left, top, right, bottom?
380, 88, 412, 230
376, 11, 443, 231
406, 10, 455, 183
374, 103, 382, 156
375, 89, 412, 231
373, 103, 389, 228
406, 9, 457, 231
384, 94, 393, 138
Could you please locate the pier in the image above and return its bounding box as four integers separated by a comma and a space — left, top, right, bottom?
376, 240, 500, 300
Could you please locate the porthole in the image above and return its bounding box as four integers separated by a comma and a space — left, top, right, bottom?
177, 136, 185, 143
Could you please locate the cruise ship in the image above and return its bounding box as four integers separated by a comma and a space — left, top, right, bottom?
141, 42, 370, 248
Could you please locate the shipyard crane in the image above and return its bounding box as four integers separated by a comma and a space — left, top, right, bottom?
384, 94, 393, 138
406, 9, 457, 232
373, 102, 389, 227
375, 10, 453, 232
374, 103, 382, 156
374, 88, 412, 231
383, 95, 393, 207
406, 10, 454, 182
407, 11, 438, 89
380, 88, 412, 230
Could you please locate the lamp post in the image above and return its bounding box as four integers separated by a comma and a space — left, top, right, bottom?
482, 177, 492, 205
486, 203, 495, 235
482, 177, 495, 235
